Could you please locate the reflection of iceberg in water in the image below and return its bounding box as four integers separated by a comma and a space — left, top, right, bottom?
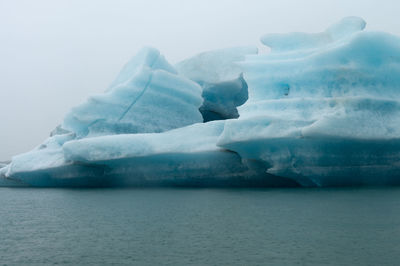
2, 17, 400, 187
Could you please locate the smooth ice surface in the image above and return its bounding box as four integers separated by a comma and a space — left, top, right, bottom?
219, 17, 400, 186
176, 47, 257, 121
63, 121, 227, 161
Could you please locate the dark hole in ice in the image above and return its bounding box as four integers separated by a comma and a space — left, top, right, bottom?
282, 83, 290, 96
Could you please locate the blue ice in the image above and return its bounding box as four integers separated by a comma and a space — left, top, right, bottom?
2, 17, 400, 187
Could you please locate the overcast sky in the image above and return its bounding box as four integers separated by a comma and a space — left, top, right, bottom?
0, 0, 399, 160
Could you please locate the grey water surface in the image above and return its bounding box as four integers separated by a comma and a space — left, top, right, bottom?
1, 187, 399, 265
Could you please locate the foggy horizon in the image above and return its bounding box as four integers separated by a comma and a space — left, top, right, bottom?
1, 0, 399, 160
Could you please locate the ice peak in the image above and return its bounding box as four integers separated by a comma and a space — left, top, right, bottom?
108, 46, 177, 91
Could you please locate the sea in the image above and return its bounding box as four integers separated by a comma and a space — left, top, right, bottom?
1, 187, 399, 265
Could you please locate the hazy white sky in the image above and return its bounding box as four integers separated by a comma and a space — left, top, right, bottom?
0, 0, 399, 160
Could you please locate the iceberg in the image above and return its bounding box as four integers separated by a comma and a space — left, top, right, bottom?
1, 121, 295, 187
219, 17, 400, 186
1, 17, 400, 187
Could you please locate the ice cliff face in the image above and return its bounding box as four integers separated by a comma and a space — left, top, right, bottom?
1, 17, 400, 187
219, 17, 400, 186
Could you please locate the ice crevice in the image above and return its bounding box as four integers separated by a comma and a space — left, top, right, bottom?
118, 51, 159, 121
118, 72, 154, 121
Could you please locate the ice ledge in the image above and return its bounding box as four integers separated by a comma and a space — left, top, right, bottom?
260, 16, 366, 52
